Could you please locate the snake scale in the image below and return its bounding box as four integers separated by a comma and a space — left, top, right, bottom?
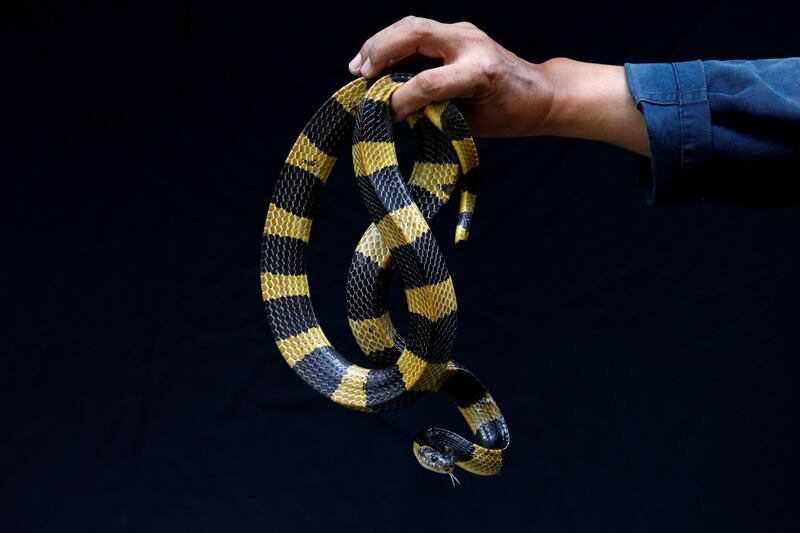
260, 72, 510, 480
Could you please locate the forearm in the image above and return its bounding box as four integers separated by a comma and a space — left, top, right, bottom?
536, 57, 650, 156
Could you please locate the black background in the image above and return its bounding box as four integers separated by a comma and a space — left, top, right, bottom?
2, 1, 799, 531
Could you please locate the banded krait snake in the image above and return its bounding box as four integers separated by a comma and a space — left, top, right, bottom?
260, 72, 510, 480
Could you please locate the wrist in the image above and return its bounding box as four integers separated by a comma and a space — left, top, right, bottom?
538, 57, 650, 156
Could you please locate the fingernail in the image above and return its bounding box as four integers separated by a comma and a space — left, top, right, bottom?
348, 53, 362, 73
361, 57, 372, 76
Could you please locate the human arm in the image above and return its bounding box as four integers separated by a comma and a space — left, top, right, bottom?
349, 16, 800, 207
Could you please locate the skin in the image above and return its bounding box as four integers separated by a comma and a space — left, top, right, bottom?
348, 16, 651, 157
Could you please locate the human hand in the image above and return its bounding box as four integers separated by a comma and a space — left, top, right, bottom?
348, 16, 649, 155
347, 16, 553, 138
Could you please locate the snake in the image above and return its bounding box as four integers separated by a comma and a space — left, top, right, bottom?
260, 72, 510, 479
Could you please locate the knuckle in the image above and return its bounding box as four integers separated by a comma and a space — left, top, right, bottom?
414, 71, 438, 96
453, 20, 477, 29
360, 37, 372, 54
366, 40, 383, 58
466, 59, 497, 91
407, 16, 431, 35
468, 29, 490, 44
478, 59, 499, 83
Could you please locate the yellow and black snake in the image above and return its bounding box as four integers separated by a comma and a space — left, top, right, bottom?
260, 72, 510, 480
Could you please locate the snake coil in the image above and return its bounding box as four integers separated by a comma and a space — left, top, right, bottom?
260, 73, 510, 478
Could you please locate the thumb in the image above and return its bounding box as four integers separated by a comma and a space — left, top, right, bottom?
390, 63, 482, 123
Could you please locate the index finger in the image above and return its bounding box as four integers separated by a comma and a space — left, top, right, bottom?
349, 16, 460, 78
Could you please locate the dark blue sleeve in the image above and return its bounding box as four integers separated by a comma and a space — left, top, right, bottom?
623, 58, 800, 207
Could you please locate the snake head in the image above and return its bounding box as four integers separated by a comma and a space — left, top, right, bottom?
414, 444, 455, 474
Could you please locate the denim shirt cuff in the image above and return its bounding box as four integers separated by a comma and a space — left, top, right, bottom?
624, 60, 713, 206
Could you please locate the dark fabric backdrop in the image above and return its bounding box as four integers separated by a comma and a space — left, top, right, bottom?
2, 1, 799, 531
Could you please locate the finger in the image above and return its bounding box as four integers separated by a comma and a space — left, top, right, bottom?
349, 16, 460, 78
390, 62, 486, 122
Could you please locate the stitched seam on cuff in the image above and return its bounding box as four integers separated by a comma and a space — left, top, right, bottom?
673, 63, 687, 168
673, 60, 712, 171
